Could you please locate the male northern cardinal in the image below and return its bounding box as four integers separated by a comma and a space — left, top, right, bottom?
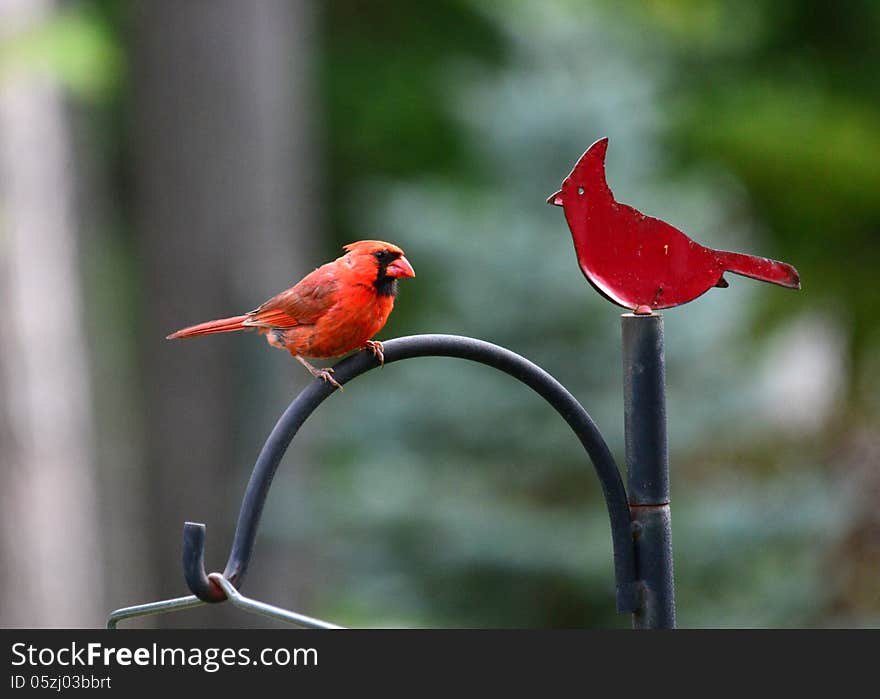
548, 138, 800, 311
167, 240, 415, 388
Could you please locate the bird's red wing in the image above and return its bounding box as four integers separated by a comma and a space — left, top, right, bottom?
245, 266, 339, 329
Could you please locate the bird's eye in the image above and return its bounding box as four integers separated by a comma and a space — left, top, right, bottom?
374, 250, 399, 264
577, 186, 585, 196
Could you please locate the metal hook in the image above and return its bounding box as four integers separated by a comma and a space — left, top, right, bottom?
182, 334, 640, 613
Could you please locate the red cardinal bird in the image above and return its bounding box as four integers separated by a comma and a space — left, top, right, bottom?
548, 138, 800, 312
167, 240, 415, 388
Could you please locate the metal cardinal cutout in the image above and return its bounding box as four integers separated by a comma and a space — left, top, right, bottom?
548, 138, 800, 313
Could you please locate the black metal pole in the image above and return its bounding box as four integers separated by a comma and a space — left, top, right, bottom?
622, 313, 675, 629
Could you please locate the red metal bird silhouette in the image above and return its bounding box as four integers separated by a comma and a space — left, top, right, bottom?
548, 138, 800, 312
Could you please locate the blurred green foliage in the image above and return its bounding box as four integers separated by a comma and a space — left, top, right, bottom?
645, 0, 880, 406
0, 4, 121, 99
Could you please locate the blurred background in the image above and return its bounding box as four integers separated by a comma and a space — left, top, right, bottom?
0, 0, 877, 628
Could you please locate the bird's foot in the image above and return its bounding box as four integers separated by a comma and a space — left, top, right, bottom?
364, 340, 385, 367
296, 356, 343, 390
315, 367, 342, 390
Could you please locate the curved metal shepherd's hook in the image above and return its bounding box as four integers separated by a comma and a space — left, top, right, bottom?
183, 334, 641, 613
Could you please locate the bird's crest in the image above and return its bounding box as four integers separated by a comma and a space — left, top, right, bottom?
343, 240, 405, 256
567, 137, 613, 202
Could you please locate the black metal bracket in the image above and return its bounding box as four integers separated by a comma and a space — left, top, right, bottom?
181, 333, 641, 613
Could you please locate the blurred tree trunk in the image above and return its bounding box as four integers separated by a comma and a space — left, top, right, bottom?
0, 0, 104, 626
132, 0, 320, 626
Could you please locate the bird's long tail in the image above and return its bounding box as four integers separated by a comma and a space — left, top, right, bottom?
716, 251, 801, 289
166, 314, 249, 340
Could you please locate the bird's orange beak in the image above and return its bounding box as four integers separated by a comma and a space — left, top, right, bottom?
547, 190, 564, 207
385, 255, 415, 278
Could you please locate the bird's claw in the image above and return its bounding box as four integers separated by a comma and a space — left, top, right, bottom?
316, 367, 343, 391
364, 340, 385, 367
295, 355, 343, 390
